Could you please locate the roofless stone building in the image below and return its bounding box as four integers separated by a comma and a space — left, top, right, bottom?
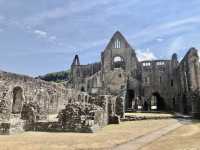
68, 31, 200, 118
0, 31, 200, 134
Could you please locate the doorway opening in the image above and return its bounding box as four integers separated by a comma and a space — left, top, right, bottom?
81, 86, 85, 92
182, 94, 188, 114
151, 92, 165, 111
126, 89, 135, 110
173, 97, 176, 111
12, 87, 23, 114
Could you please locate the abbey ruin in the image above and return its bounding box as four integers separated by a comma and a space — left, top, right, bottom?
0, 31, 200, 134
68, 31, 200, 117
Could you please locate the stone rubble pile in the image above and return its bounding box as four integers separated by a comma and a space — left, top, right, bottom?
57, 102, 104, 132
21, 101, 47, 121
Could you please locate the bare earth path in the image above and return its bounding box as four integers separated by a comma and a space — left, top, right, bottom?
0, 119, 178, 150
140, 119, 200, 150
114, 119, 186, 150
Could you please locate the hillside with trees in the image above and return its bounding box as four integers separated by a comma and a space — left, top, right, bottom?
37, 70, 70, 83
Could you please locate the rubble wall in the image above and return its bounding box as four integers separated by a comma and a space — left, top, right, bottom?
0, 70, 69, 115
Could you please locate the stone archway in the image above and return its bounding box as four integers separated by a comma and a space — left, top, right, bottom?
12, 86, 23, 114
126, 89, 135, 110
81, 86, 85, 92
151, 92, 165, 111
113, 56, 125, 70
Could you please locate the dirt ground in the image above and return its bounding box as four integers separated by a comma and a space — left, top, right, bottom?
140, 120, 200, 150
125, 112, 174, 117
47, 113, 174, 123
0, 119, 178, 150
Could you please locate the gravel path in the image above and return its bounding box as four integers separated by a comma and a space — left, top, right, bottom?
113, 120, 185, 150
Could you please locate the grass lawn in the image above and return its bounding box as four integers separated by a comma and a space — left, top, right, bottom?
140, 120, 200, 150
0, 119, 178, 150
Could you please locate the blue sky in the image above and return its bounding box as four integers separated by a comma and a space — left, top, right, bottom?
0, 0, 200, 76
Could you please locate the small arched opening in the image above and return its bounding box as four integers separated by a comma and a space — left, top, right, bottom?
151, 92, 166, 111
126, 89, 135, 110
12, 86, 23, 114
78, 94, 81, 102
113, 56, 125, 70
81, 86, 85, 92
85, 95, 88, 103
172, 97, 176, 111
182, 94, 188, 114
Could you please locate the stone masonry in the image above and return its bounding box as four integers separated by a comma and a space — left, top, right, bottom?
68, 31, 200, 119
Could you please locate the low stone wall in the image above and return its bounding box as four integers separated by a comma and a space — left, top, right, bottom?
0, 114, 26, 135
33, 102, 106, 133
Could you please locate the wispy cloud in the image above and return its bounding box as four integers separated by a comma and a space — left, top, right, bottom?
156, 38, 164, 42
130, 15, 200, 45
0, 0, 200, 76
24, 0, 115, 26
33, 29, 60, 46
34, 30, 47, 38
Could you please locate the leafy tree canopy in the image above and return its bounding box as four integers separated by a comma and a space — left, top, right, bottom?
37, 70, 70, 83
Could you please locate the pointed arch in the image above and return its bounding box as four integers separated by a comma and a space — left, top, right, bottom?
113, 55, 125, 69
12, 86, 23, 114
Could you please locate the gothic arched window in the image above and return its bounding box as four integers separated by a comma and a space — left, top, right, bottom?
113, 56, 125, 69
114, 39, 121, 48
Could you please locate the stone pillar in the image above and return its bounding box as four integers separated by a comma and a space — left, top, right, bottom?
115, 96, 125, 118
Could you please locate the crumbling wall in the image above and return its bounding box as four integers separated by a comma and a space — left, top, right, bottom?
55, 102, 105, 133
0, 70, 69, 118
103, 68, 127, 95
176, 48, 200, 118
139, 58, 178, 111
86, 71, 102, 95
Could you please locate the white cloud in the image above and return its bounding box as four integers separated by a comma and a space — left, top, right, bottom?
136, 49, 157, 61
161, 16, 200, 29
33, 30, 61, 46
34, 30, 47, 38
156, 38, 164, 42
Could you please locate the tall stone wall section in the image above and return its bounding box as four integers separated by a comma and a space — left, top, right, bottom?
0, 70, 69, 115
176, 48, 200, 118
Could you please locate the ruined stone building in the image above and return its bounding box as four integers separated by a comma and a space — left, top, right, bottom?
0, 69, 115, 133
0, 31, 200, 134
68, 31, 200, 118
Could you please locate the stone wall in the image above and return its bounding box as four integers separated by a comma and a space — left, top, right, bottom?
176, 48, 200, 118
68, 31, 200, 119
0, 70, 70, 118
139, 58, 178, 110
